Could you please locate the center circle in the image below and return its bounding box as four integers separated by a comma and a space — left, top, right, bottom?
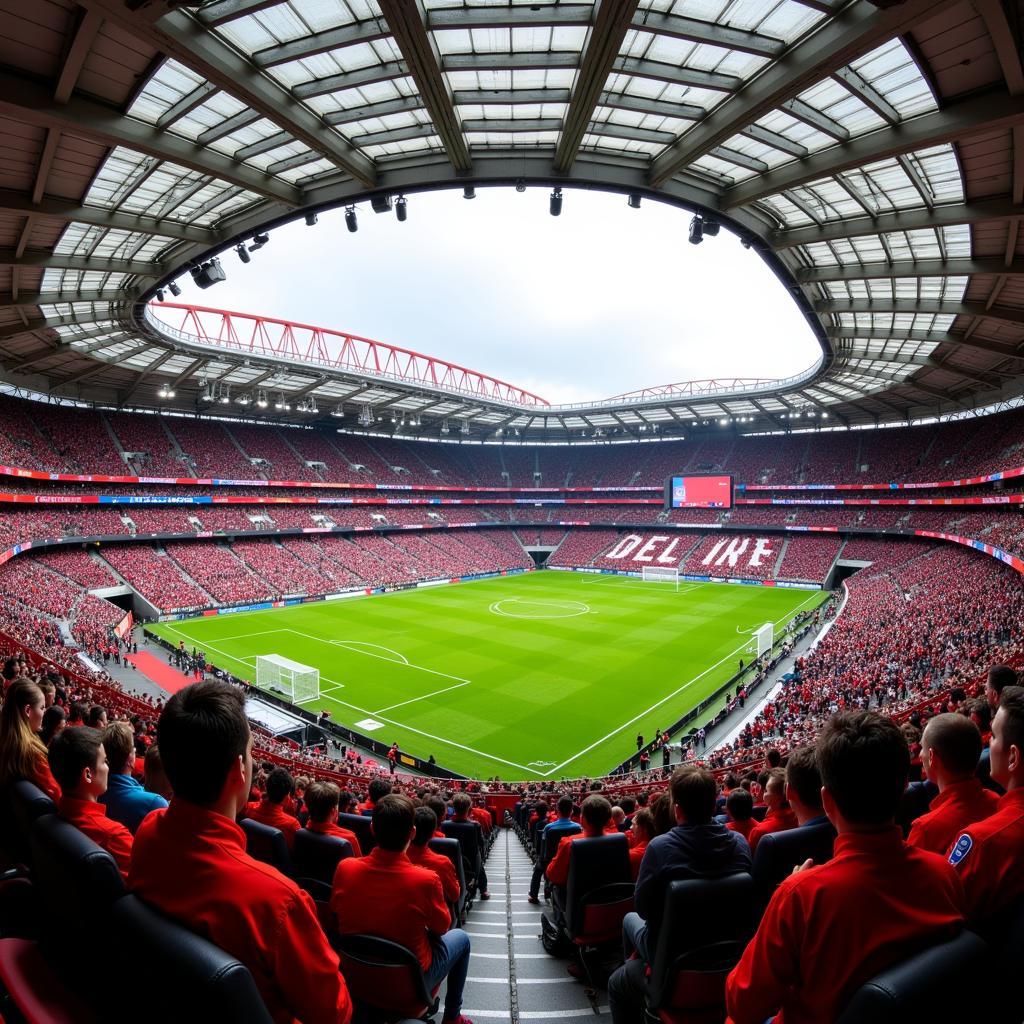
489, 598, 591, 620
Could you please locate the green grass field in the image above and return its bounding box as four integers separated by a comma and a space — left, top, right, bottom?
149, 571, 826, 779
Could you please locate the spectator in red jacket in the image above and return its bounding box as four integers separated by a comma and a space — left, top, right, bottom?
986, 663, 1017, 710
949, 686, 1024, 921
245, 766, 302, 850
129, 681, 352, 1024
908, 713, 998, 855
546, 794, 614, 886
628, 808, 654, 880
746, 768, 797, 854
725, 789, 756, 841
784, 745, 830, 829
0, 678, 60, 801
407, 806, 460, 907
304, 781, 362, 857
451, 792, 489, 899
332, 795, 472, 1024
726, 711, 965, 1024
358, 777, 391, 815
48, 726, 133, 879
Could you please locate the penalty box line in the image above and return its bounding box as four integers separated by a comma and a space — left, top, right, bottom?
159, 626, 540, 778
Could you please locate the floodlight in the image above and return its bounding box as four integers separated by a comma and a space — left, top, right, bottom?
463, 187, 476, 200
168, 281, 181, 297
190, 259, 226, 288
249, 233, 269, 251
703, 219, 721, 237
345, 206, 358, 233
515, 179, 526, 193
688, 216, 704, 245
256, 390, 268, 408
370, 195, 392, 214
331, 405, 345, 418
440, 421, 449, 435
358, 405, 373, 427
236, 394, 251, 406
304, 212, 318, 226
395, 196, 407, 222
235, 244, 250, 264
155, 288, 165, 302
549, 187, 563, 217
627, 193, 641, 209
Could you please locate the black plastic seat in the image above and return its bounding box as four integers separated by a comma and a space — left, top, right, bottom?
428, 836, 467, 923
440, 820, 483, 894
239, 818, 291, 875
835, 929, 987, 1022
333, 932, 440, 1023
338, 812, 375, 854
564, 833, 634, 946
110, 895, 275, 1024
2, 781, 56, 866
292, 829, 353, 885
643, 874, 756, 1024
751, 820, 836, 907
980, 895, 1024, 1023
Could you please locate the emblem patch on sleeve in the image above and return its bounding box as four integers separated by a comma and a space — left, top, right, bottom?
948, 834, 973, 866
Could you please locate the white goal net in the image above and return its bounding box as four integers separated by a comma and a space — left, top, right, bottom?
755, 622, 773, 658
641, 565, 681, 589
256, 654, 320, 705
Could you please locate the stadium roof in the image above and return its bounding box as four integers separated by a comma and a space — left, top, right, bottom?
1, 0, 1023, 441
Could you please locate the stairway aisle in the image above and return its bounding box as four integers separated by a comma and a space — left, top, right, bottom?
456, 829, 606, 1022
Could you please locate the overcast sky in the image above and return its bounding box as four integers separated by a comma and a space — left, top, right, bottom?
171, 188, 820, 405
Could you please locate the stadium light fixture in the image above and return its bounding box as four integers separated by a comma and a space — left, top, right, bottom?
190, 258, 226, 289
235, 243, 251, 264
358, 405, 373, 427
304, 212, 318, 226
461, 419, 470, 435
440, 420, 450, 435
249, 233, 269, 251
688, 215, 704, 245
236, 393, 251, 406
395, 196, 408, 222
627, 193, 641, 209
168, 281, 181, 297
218, 385, 230, 405
331, 404, 344, 418
549, 187, 563, 217
345, 206, 358, 233
256, 390, 268, 409
463, 187, 476, 200
155, 288, 165, 302
703, 219, 721, 237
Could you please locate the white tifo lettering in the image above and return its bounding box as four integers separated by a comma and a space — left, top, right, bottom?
701, 536, 775, 569
633, 535, 669, 562
656, 538, 682, 564
606, 534, 643, 559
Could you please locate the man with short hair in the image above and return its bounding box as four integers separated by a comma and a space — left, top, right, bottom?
725, 711, 965, 1024
545, 794, 615, 887
304, 781, 362, 856
746, 767, 797, 854
725, 788, 756, 841
949, 686, 1024, 921
784, 746, 829, 828
359, 777, 391, 815
49, 727, 134, 879
451, 792, 489, 899
100, 720, 168, 834
86, 705, 108, 729
128, 681, 352, 1024
528, 795, 580, 904
332, 795, 472, 1024
986, 664, 1017, 711
608, 767, 750, 1023
407, 806, 460, 906
908, 713, 998, 855
246, 766, 302, 850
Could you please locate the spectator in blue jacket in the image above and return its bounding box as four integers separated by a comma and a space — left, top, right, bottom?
528, 796, 581, 904
100, 721, 168, 833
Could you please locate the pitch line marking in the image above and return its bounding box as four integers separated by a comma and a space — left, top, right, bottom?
158, 625, 542, 775
373, 680, 470, 714
329, 641, 409, 664
549, 590, 822, 774
489, 598, 590, 620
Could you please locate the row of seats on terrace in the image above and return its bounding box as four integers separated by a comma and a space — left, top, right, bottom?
6, 395, 1024, 487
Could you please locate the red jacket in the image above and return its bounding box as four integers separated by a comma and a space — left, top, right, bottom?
407, 842, 461, 905
332, 847, 449, 973
726, 827, 964, 1024
59, 796, 133, 880
32, 757, 61, 802
309, 819, 362, 858
129, 800, 351, 1024
246, 801, 301, 850
628, 840, 647, 881
545, 825, 615, 886
726, 818, 757, 842
907, 778, 999, 855
949, 787, 1024, 921
747, 806, 798, 855
469, 806, 491, 835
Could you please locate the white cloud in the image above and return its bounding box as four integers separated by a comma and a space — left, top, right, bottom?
174, 189, 821, 405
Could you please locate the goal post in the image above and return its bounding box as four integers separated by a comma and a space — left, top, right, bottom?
754, 622, 773, 658
641, 565, 681, 589
256, 654, 320, 705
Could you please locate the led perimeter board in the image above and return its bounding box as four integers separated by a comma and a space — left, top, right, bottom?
664, 474, 733, 510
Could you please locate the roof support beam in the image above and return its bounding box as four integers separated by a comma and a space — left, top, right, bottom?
796, 256, 1024, 281
55, 346, 152, 388
293, 61, 409, 99
650, 0, 963, 186
844, 366, 966, 403
80, 0, 377, 187
610, 56, 741, 92
453, 88, 572, 107
0, 66, 301, 207
724, 89, 1024, 208
253, 19, 391, 68
597, 91, 703, 122
168, 357, 208, 389
0, 289, 123, 308
0, 249, 162, 278
555, 0, 642, 172
324, 96, 425, 126
55, 8, 104, 103
368, 0, 471, 173
119, 350, 177, 404
632, 10, 785, 59
197, 0, 286, 26
826, 325, 1024, 360
816, 298, 1024, 328
0, 314, 110, 344
975, 0, 1024, 96
428, 6, 592, 30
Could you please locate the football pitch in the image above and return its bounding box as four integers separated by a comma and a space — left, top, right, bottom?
149, 572, 827, 779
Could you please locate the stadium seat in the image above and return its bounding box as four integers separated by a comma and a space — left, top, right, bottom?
982, 895, 1024, 1022
109, 895, 275, 1024
642, 874, 756, 1024
239, 818, 291, 875
896, 781, 937, 837
0, 937, 98, 1024
835, 929, 987, 1022
428, 836, 468, 923
440, 820, 484, 895
332, 933, 440, 1023
1, 782, 56, 866
338, 812, 375, 854
751, 820, 836, 907
292, 829, 353, 886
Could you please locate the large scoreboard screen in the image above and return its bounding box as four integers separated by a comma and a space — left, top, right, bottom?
664, 474, 733, 510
